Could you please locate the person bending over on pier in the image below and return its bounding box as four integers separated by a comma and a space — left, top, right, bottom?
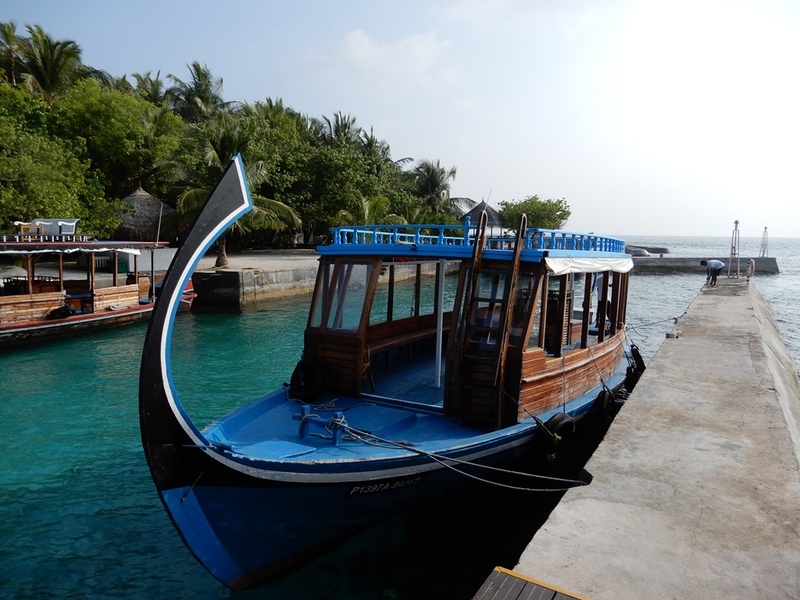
700, 260, 724, 287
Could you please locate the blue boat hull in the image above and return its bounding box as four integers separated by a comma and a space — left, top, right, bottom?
148, 367, 624, 588
157, 426, 539, 587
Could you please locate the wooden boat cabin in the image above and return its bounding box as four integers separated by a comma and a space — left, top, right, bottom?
299, 215, 632, 432
0, 219, 163, 326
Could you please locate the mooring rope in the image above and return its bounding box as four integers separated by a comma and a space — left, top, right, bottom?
628, 315, 680, 331
338, 421, 588, 493
583, 342, 608, 391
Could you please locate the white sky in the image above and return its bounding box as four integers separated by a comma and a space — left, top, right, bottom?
5, 0, 799, 237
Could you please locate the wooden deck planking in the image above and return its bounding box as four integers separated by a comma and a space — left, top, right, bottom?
473, 567, 589, 600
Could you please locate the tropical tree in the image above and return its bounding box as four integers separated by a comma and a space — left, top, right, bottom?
312, 111, 362, 146
53, 79, 179, 202
15, 25, 108, 102
498, 196, 571, 230
175, 109, 300, 266
333, 192, 405, 226
167, 62, 226, 122
392, 199, 431, 225
0, 21, 21, 86
138, 104, 185, 196
132, 70, 173, 106
0, 81, 107, 234
410, 158, 471, 217
106, 75, 133, 93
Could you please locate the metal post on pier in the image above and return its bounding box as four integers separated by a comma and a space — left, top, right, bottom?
727, 220, 740, 278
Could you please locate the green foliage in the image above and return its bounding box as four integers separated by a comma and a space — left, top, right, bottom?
167, 62, 225, 123
0, 83, 106, 234
16, 24, 85, 102
411, 158, 458, 216
333, 192, 405, 226
0, 21, 578, 249
52, 79, 184, 201
171, 108, 300, 266
498, 196, 571, 230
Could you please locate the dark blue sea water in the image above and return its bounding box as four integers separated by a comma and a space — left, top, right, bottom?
1, 236, 797, 599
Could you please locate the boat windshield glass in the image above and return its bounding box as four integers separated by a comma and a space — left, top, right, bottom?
310, 262, 333, 328
509, 272, 538, 346
326, 261, 372, 332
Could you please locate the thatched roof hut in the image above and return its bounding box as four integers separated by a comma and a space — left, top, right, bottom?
461, 200, 503, 229
116, 187, 174, 241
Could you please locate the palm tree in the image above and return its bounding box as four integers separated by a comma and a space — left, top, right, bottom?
133, 70, 173, 106
16, 25, 83, 102
167, 62, 226, 122
412, 158, 472, 217
176, 110, 300, 267
333, 192, 405, 226
243, 97, 287, 120
107, 75, 132, 93
312, 112, 362, 146
360, 127, 392, 160
396, 202, 431, 225
0, 21, 21, 86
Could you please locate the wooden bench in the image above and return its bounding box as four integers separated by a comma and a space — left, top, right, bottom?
363, 325, 450, 391
367, 327, 445, 358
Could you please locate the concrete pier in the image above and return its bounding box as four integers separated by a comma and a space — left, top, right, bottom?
192, 250, 319, 307
516, 278, 800, 598
632, 255, 778, 274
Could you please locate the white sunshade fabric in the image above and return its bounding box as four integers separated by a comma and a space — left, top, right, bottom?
545, 256, 633, 276
0, 247, 142, 256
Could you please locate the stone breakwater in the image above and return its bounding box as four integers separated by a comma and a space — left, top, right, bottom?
189, 250, 779, 308
632, 255, 778, 274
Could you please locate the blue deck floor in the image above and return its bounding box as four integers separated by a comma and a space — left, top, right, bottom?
366, 345, 445, 408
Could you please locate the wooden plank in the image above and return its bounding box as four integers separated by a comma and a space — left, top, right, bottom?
0, 291, 65, 323
472, 567, 589, 600
472, 568, 528, 599
93, 284, 140, 311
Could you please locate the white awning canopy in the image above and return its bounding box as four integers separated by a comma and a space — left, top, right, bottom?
0, 247, 142, 256
545, 256, 633, 276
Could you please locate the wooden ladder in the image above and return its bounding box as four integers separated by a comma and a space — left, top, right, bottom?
449, 213, 527, 428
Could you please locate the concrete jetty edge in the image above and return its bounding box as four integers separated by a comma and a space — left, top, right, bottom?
632, 255, 778, 274
751, 284, 800, 468
514, 278, 800, 599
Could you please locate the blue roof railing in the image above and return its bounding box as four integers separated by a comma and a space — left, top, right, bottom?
328, 224, 472, 249
322, 218, 627, 257
519, 229, 626, 253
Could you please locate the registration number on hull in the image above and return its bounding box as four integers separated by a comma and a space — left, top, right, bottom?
347, 476, 423, 496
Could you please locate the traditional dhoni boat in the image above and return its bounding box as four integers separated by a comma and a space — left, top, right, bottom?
0, 221, 168, 348
139, 156, 645, 589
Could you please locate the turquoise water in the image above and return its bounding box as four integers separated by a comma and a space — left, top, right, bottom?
1, 237, 798, 598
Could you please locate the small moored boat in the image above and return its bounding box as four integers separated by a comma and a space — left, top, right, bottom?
139, 155, 645, 590
0, 223, 168, 348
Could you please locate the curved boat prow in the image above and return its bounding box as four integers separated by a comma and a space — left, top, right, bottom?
139, 154, 252, 484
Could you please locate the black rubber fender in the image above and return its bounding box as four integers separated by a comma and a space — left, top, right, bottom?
543, 412, 576, 445
540, 412, 576, 463
631, 343, 646, 374
593, 388, 614, 416
289, 357, 326, 402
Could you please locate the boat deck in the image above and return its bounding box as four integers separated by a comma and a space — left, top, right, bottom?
201, 341, 623, 466
202, 349, 501, 463
364, 344, 446, 408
